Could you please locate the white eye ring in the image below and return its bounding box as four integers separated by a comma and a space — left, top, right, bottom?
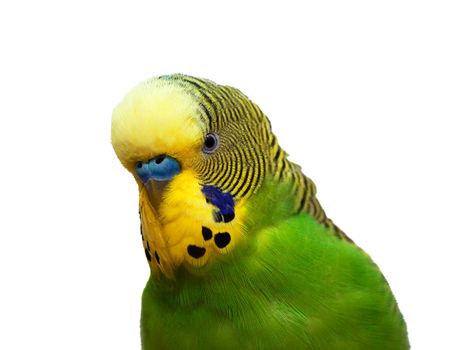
203, 133, 220, 154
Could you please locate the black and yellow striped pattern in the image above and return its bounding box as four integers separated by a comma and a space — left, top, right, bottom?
156, 74, 350, 241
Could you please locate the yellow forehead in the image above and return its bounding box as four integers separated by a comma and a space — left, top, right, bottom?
111, 80, 204, 171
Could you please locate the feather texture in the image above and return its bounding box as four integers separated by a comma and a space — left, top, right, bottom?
110, 74, 409, 349
141, 179, 409, 349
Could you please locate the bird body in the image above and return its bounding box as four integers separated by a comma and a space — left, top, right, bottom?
111, 74, 409, 349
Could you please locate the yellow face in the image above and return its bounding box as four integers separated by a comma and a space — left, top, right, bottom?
111, 78, 249, 278
111, 80, 204, 175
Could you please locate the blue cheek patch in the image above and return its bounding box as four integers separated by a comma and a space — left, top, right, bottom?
201, 185, 235, 223
136, 156, 181, 183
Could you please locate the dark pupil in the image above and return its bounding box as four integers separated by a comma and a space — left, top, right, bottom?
205, 135, 216, 149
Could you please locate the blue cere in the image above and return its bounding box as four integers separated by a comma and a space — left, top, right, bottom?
135, 162, 151, 183
135, 155, 181, 183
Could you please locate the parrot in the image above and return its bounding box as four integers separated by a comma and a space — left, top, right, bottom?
111, 74, 409, 349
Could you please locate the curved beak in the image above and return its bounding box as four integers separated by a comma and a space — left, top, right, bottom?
136, 155, 181, 211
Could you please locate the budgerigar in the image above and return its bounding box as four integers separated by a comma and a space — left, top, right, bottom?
111, 74, 409, 349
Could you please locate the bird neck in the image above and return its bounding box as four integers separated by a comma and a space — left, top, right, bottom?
145, 177, 298, 284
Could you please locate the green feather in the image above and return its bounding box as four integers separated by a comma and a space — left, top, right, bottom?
141, 178, 409, 349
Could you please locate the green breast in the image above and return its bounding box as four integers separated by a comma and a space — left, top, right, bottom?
140, 180, 409, 349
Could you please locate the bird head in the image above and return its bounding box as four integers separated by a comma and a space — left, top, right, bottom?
111, 75, 281, 278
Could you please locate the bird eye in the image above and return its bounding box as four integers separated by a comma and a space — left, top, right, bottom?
203, 133, 220, 154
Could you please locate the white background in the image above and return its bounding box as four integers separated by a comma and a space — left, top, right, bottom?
0, 1, 466, 349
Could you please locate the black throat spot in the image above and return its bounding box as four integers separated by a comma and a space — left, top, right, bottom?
187, 245, 206, 259
214, 232, 231, 249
